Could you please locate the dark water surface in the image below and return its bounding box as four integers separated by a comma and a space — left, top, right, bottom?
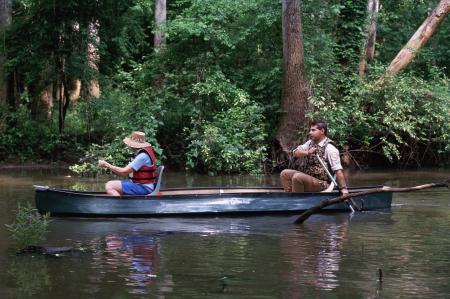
0, 169, 449, 299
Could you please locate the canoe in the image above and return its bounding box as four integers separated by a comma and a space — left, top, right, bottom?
33, 185, 392, 217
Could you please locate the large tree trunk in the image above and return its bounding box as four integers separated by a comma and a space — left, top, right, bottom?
39, 84, 53, 118
276, 0, 309, 155
385, 0, 450, 76
359, 0, 379, 76
69, 79, 81, 102
58, 80, 64, 132
0, 0, 11, 104
154, 0, 166, 49
87, 21, 100, 98
153, 0, 166, 88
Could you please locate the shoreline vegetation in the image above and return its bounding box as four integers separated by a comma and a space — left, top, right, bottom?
0, 0, 449, 175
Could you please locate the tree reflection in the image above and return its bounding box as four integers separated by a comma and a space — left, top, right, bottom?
8, 255, 51, 297
280, 215, 349, 296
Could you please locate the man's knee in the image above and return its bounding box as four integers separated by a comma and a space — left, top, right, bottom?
280, 169, 291, 180
281, 169, 300, 180
105, 181, 113, 190
105, 180, 120, 190
292, 172, 307, 184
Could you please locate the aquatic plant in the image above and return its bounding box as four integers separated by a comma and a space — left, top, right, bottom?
5, 203, 50, 251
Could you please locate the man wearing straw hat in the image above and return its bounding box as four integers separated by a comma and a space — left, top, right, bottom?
280, 119, 349, 194
98, 131, 158, 196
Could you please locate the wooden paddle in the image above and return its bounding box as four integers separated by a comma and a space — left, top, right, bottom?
294, 178, 450, 224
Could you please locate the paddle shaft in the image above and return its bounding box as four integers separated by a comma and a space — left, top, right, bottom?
315, 153, 338, 186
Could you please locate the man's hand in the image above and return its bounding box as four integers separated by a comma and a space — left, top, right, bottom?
98, 160, 109, 168
307, 147, 317, 156
340, 187, 349, 195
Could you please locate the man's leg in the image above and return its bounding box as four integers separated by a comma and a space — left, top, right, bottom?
105, 180, 122, 196
280, 169, 300, 192
292, 172, 322, 192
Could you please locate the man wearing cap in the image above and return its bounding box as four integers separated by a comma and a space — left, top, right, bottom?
280, 119, 349, 194
98, 131, 157, 196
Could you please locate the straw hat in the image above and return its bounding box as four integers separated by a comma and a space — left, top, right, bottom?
123, 131, 151, 148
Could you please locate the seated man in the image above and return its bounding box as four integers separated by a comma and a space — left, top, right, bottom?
280, 120, 349, 194
98, 131, 157, 196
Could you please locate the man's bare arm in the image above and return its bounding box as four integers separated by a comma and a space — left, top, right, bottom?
335, 169, 349, 194
98, 160, 133, 176
293, 147, 316, 158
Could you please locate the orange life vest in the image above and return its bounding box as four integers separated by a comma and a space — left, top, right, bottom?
131, 147, 157, 184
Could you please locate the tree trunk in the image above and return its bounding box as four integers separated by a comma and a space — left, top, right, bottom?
276, 0, 309, 155
40, 84, 53, 119
87, 21, 100, 98
154, 0, 166, 49
57, 73, 73, 133
0, 0, 11, 104
58, 80, 64, 133
153, 0, 167, 88
69, 79, 81, 102
385, 0, 450, 76
359, 0, 379, 76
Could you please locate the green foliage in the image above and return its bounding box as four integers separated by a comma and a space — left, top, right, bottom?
6, 0, 101, 88
139, 0, 281, 172
5, 203, 50, 250
2, 0, 450, 171
0, 100, 82, 162
377, 0, 450, 78
185, 74, 267, 174
69, 87, 164, 175
310, 66, 450, 165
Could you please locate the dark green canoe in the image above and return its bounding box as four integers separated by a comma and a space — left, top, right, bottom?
34, 185, 392, 217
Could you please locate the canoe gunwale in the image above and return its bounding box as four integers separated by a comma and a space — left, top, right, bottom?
33, 185, 386, 199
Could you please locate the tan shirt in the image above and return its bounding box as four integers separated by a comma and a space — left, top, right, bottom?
295, 138, 343, 172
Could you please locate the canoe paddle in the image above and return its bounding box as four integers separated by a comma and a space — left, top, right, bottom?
315, 153, 357, 212
315, 153, 338, 187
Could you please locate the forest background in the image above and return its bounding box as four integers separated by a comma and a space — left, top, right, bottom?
0, 0, 449, 175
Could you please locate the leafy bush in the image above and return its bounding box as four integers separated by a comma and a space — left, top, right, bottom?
69, 87, 164, 175
310, 66, 450, 166
0, 99, 81, 162
5, 203, 50, 250
185, 72, 267, 174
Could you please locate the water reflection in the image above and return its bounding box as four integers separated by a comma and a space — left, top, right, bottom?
103, 234, 159, 294
76, 233, 163, 296
8, 255, 51, 298
280, 215, 349, 296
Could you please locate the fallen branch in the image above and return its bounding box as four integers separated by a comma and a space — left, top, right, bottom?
294, 178, 450, 224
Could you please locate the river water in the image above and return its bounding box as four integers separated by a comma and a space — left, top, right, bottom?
0, 168, 449, 299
